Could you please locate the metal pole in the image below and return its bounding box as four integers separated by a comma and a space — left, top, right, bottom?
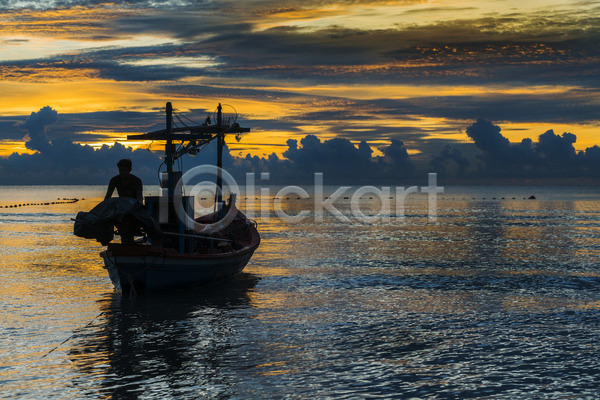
216, 103, 223, 206
165, 102, 174, 198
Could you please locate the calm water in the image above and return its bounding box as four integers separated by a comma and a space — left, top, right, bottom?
1, 185, 600, 398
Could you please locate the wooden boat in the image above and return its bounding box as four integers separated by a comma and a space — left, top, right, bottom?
100, 206, 260, 293
77, 102, 260, 294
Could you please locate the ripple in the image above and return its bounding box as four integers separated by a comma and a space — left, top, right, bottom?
2, 187, 600, 398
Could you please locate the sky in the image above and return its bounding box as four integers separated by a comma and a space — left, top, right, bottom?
0, 0, 599, 184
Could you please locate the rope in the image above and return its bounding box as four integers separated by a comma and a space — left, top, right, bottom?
107, 250, 166, 297
174, 112, 190, 129
41, 311, 106, 358
174, 109, 204, 126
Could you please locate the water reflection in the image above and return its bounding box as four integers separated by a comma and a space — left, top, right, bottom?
2, 186, 600, 398
68, 274, 258, 398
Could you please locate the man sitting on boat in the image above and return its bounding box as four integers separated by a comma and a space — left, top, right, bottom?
105, 158, 143, 202
105, 159, 144, 243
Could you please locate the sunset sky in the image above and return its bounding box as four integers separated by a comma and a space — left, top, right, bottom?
0, 0, 599, 184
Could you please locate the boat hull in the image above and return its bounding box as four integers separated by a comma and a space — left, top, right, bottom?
101, 247, 257, 293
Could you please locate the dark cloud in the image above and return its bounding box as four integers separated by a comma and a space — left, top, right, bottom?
0, 116, 26, 140
2, 140, 158, 185
537, 130, 578, 162
0, 53, 208, 83
430, 145, 470, 178
0, 0, 215, 10
20, 106, 58, 153
168, 11, 599, 86
2, 106, 161, 184
54, 111, 166, 146
2, 6, 599, 87
228, 134, 416, 184
392, 91, 600, 124
5, 91, 597, 183
465, 119, 534, 177
0, 0, 428, 12
159, 91, 446, 145
1, 106, 419, 184
1, 109, 164, 145
583, 145, 600, 175
3, 107, 600, 184
402, 6, 478, 14
464, 119, 600, 179
157, 83, 316, 103
281, 135, 376, 181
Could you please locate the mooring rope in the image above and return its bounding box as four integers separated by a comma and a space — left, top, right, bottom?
107, 250, 166, 297
41, 310, 105, 358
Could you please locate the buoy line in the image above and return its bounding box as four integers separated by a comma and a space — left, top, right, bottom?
0, 198, 81, 209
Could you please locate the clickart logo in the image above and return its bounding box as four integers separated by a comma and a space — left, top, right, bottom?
165, 165, 444, 228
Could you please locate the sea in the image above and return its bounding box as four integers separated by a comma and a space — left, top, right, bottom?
0, 184, 599, 399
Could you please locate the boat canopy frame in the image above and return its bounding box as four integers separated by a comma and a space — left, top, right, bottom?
127, 102, 250, 203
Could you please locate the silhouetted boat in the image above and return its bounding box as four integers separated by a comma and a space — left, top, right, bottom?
75, 102, 260, 294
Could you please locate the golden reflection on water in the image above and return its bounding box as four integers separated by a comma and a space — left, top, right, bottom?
0, 196, 114, 392
1, 187, 600, 397
255, 360, 297, 376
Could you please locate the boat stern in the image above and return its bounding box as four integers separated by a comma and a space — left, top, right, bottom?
100, 249, 123, 292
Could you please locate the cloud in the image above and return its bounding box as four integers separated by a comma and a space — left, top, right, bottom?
1, 106, 422, 184
537, 129, 578, 162
0, 116, 28, 141
20, 106, 58, 153
583, 145, 600, 175
0, 1, 204, 11
465, 119, 600, 179
1, 108, 166, 146
430, 145, 470, 178
229, 134, 416, 183
0, 6, 130, 39
2, 4, 599, 88
3, 106, 161, 184
281, 135, 376, 181
3, 106, 600, 184
395, 91, 600, 125
0, 0, 438, 13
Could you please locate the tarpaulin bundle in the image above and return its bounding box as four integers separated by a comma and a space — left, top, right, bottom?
74, 197, 161, 245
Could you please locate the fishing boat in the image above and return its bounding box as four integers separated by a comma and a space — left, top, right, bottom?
75, 102, 260, 294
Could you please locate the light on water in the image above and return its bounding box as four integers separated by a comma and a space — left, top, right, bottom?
1, 185, 600, 398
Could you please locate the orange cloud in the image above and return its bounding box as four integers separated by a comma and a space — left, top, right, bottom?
0, 6, 132, 39
0, 65, 99, 82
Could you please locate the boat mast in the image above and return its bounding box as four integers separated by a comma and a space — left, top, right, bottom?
216, 103, 223, 206
127, 101, 249, 207
165, 102, 174, 198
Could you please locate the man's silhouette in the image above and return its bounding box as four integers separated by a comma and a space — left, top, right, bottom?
105, 159, 143, 244
105, 159, 143, 202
